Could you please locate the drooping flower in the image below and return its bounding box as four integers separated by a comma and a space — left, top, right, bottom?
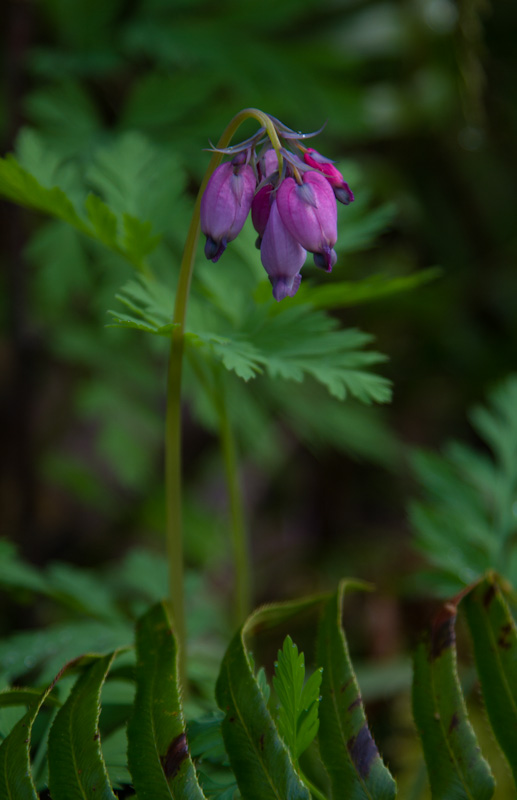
199, 113, 354, 299
302, 148, 355, 205
251, 183, 274, 246
260, 198, 307, 301
200, 157, 256, 262
277, 170, 338, 272
257, 148, 279, 181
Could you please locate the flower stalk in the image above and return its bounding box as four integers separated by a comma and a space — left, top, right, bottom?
165, 109, 354, 686
165, 108, 284, 685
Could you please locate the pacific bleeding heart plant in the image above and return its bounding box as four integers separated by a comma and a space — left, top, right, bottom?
166, 109, 360, 677
3, 103, 517, 800
200, 114, 354, 300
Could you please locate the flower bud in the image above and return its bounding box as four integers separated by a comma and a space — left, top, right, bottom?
277, 171, 338, 271
258, 148, 279, 181
260, 198, 307, 301
303, 148, 354, 205
200, 160, 256, 262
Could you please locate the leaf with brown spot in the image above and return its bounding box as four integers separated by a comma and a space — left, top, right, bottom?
216, 594, 327, 800
127, 602, 206, 800
464, 574, 517, 787
317, 580, 396, 800
413, 595, 495, 800
48, 653, 120, 800
0, 653, 117, 800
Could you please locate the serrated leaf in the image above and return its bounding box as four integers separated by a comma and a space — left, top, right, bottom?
0, 153, 88, 231
292, 267, 442, 310
272, 636, 322, 761
85, 193, 119, 248
463, 574, 517, 786
0, 654, 111, 800
110, 275, 391, 405
127, 602, 206, 800
317, 580, 396, 800
216, 595, 329, 800
412, 599, 495, 800
48, 653, 118, 800
122, 214, 161, 262
410, 375, 517, 595
0, 152, 157, 272
0, 695, 50, 799
0, 688, 61, 709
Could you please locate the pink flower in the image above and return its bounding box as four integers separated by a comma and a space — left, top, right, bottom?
258, 148, 279, 181
251, 184, 274, 243
277, 171, 338, 271
303, 148, 354, 205
200, 160, 257, 262
260, 198, 307, 301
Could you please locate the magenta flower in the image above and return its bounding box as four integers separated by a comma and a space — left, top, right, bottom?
200, 159, 256, 262
251, 184, 274, 244
200, 114, 355, 298
277, 171, 338, 272
303, 148, 354, 205
260, 198, 307, 301
258, 148, 279, 181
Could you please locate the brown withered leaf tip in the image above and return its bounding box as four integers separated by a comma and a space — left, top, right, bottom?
347, 723, 379, 780
161, 732, 189, 780
431, 602, 457, 660
483, 583, 496, 609
498, 622, 514, 650
448, 711, 460, 734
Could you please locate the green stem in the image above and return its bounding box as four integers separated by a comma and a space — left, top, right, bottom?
165, 109, 277, 685
216, 372, 251, 625
299, 767, 329, 800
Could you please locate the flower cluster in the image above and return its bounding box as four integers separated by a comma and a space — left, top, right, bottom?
200, 116, 354, 301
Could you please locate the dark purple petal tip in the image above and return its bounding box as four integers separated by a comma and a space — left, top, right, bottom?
334, 184, 355, 205
204, 236, 226, 262
313, 248, 337, 272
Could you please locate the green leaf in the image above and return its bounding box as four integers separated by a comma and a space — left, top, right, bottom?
0, 654, 109, 800
292, 268, 442, 310
463, 574, 517, 786
0, 688, 61, 709
0, 151, 159, 272
272, 636, 322, 760
48, 653, 118, 800
0, 697, 47, 799
410, 374, 517, 595
412, 599, 495, 800
317, 580, 396, 800
0, 152, 88, 230
216, 595, 329, 800
110, 276, 391, 405
127, 602, 206, 800
85, 193, 119, 249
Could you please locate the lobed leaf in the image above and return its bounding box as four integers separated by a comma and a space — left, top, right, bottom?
412, 598, 495, 799
292, 267, 442, 310
463, 574, 517, 786
272, 636, 322, 760
215, 594, 328, 800
317, 580, 396, 800
127, 602, 207, 800
48, 652, 119, 800
110, 275, 391, 405
0, 152, 160, 272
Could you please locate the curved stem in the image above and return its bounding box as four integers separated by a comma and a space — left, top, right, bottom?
165, 109, 276, 685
